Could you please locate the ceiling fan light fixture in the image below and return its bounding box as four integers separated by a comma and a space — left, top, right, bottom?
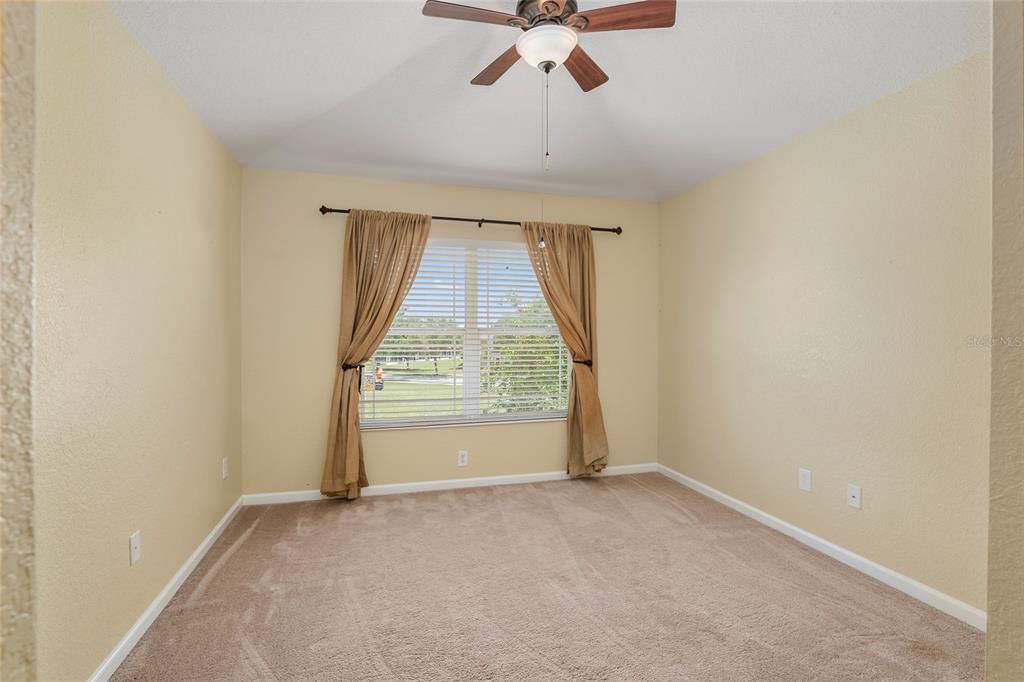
515, 24, 578, 71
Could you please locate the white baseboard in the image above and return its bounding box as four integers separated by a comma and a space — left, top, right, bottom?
241, 462, 659, 506
655, 464, 987, 631
89, 497, 243, 682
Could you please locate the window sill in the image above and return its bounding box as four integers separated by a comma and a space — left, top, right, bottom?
360, 415, 567, 433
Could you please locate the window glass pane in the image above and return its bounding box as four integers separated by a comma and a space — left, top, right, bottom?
359, 238, 569, 428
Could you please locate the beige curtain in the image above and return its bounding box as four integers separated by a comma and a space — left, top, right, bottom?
522, 222, 609, 476
321, 209, 431, 499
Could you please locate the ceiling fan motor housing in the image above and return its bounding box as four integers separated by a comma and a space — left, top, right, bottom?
514, 0, 579, 28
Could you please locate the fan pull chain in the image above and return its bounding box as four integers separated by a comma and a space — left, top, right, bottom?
539, 71, 544, 172
543, 69, 551, 172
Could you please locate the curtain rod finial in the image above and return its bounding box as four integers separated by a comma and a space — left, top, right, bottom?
319, 205, 329, 215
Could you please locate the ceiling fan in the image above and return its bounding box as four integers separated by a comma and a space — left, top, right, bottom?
422, 0, 676, 92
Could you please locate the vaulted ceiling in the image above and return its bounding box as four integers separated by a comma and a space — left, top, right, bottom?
113, 1, 989, 201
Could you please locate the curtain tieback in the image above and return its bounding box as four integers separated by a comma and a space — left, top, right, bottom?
572, 359, 592, 367
341, 363, 365, 393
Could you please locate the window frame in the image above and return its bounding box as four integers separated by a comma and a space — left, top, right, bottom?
359, 237, 570, 431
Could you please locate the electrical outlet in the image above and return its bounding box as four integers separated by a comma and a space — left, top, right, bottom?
222, 457, 229, 480
847, 484, 862, 509
129, 530, 142, 565
457, 450, 469, 467
798, 468, 812, 492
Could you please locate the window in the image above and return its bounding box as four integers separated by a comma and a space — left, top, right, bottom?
359, 238, 570, 428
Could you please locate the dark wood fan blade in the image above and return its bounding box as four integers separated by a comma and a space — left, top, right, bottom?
423, 0, 520, 26
571, 0, 675, 33
563, 45, 609, 92
471, 45, 521, 85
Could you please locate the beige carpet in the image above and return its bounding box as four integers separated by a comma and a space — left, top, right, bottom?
112, 473, 983, 681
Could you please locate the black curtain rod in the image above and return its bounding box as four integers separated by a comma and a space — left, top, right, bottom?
319, 206, 623, 235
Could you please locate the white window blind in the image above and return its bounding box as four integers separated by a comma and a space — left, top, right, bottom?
359, 238, 570, 428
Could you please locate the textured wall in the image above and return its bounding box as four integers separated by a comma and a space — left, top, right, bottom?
987, 1, 1024, 677
241, 169, 659, 493
32, 4, 242, 679
0, 4, 35, 681
658, 53, 992, 611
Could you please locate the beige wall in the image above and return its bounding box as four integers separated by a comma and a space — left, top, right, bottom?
26, 3, 998, 675
33, 4, 242, 680
988, 1, 1024, 676
658, 53, 992, 610
241, 169, 659, 493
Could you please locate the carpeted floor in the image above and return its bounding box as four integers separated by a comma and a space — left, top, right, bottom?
112, 473, 983, 681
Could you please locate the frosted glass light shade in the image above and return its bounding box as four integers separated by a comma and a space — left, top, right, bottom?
515, 24, 578, 70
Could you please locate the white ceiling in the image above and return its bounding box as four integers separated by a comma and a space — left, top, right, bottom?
113, 1, 990, 201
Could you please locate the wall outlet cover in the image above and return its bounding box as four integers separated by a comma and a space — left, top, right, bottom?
457, 450, 469, 467
129, 530, 142, 565
799, 468, 812, 492
847, 484, 862, 509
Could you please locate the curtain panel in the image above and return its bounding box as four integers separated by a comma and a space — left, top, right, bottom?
522, 222, 609, 476
321, 209, 431, 499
